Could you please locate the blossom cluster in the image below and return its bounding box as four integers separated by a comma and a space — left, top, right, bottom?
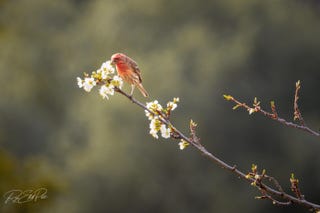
77, 61, 189, 150
145, 98, 188, 150
77, 60, 123, 100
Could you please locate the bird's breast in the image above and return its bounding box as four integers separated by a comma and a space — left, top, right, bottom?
116, 63, 131, 74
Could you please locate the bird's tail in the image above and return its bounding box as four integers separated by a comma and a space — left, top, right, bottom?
136, 83, 149, 97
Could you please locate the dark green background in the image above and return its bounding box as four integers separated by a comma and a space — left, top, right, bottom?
1, 0, 320, 212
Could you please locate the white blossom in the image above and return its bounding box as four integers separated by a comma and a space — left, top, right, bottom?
83, 77, 96, 92
248, 108, 255, 115
111, 75, 123, 89
149, 118, 162, 139
99, 84, 114, 99
160, 124, 171, 139
101, 60, 115, 74
149, 118, 161, 130
145, 100, 163, 120
167, 101, 177, 111
178, 140, 189, 150
77, 77, 83, 88
149, 128, 159, 139
96, 61, 115, 80
173, 97, 180, 102
97, 68, 108, 80
166, 97, 179, 112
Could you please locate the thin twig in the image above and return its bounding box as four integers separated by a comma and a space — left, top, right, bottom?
224, 96, 320, 137
294, 80, 305, 126
266, 175, 285, 194
257, 192, 292, 206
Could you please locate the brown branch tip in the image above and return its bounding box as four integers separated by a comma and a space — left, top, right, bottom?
223, 81, 320, 137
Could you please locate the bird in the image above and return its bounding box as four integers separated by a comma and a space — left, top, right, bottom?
111, 53, 149, 97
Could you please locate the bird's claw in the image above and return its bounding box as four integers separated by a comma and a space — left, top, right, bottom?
128, 94, 134, 102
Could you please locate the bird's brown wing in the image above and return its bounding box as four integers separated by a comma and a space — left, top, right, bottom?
126, 56, 142, 83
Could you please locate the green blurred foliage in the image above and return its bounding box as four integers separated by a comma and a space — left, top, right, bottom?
0, 0, 320, 212
0, 149, 65, 213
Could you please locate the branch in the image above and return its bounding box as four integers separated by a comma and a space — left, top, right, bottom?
114, 87, 320, 212
294, 80, 305, 126
223, 82, 320, 137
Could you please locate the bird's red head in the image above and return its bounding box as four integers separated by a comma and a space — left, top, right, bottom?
111, 53, 126, 65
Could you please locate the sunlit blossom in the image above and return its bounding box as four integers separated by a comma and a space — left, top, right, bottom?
97, 68, 108, 80
248, 108, 255, 115
111, 75, 123, 89
149, 118, 162, 139
77, 77, 83, 88
99, 84, 114, 99
160, 124, 171, 139
167, 101, 177, 111
83, 77, 96, 92
173, 97, 180, 102
145, 100, 163, 120
178, 140, 189, 150
149, 128, 159, 139
101, 60, 115, 74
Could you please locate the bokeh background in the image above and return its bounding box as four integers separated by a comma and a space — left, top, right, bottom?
1, 0, 320, 212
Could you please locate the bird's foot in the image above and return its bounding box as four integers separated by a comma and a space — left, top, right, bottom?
128, 94, 134, 102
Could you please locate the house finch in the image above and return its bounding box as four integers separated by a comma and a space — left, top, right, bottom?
111, 53, 149, 97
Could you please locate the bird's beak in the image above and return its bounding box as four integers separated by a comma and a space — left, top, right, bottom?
110, 60, 115, 66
